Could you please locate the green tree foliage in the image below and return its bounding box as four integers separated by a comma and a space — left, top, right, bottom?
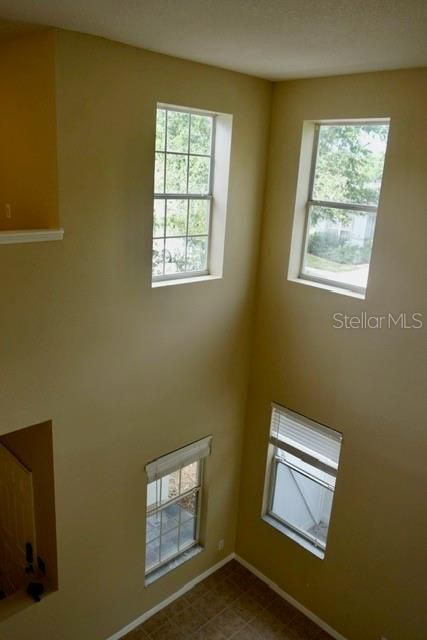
308, 231, 372, 265
153, 108, 213, 275
312, 123, 389, 225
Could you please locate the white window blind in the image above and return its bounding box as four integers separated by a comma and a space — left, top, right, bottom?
145, 435, 212, 482
270, 404, 342, 470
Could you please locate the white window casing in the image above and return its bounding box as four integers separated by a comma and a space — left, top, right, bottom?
152, 103, 232, 286
264, 403, 343, 557
288, 119, 390, 298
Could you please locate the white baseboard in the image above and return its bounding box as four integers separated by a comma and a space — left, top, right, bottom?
106, 551, 347, 640
235, 555, 347, 640
105, 553, 235, 640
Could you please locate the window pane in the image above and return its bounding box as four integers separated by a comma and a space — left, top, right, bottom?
279, 450, 336, 488
146, 512, 161, 543
302, 205, 375, 290
160, 470, 181, 503
312, 123, 389, 206
180, 463, 199, 493
190, 114, 213, 155
161, 503, 180, 534
164, 237, 186, 274
186, 237, 208, 272
180, 517, 196, 549
272, 462, 333, 547
156, 108, 166, 151
167, 110, 190, 153
146, 538, 160, 571
188, 200, 210, 235
154, 152, 165, 193
178, 492, 197, 522
146, 480, 159, 510
153, 199, 165, 237
160, 528, 179, 562
189, 156, 210, 194
152, 239, 165, 276
152, 106, 216, 282
165, 154, 188, 193
166, 199, 188, 236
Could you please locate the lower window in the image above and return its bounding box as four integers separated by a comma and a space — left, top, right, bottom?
144, 436, 211, 581
301, 205, 376, 293
264, 404, 342, 558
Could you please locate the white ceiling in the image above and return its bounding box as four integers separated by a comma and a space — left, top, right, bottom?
0, 1, 426, 80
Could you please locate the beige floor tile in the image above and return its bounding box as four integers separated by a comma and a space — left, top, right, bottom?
123, 560, 332, 640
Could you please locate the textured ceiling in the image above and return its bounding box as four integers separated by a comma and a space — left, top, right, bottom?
0, 1, 426, 79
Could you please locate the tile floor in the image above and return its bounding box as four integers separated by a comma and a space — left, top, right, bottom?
124, 559, 334, 639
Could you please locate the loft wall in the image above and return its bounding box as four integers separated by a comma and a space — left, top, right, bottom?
0, 30, 271, 639
0, 29, 58, 230
236, 68, 427, 640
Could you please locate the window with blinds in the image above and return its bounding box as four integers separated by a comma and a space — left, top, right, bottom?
145, 436, 211, 580
264, 404, 342, 557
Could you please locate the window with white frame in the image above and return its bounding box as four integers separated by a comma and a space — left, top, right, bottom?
263, 404, 342, 558
295, 120, 390, 295
152, 105, 216, 280
144, 436, 211, 580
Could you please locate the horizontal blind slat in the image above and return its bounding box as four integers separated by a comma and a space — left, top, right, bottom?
271, 404, 342, 466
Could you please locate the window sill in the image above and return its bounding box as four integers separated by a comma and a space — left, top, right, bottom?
262, 515, 325, 559
152, 274, 222, 289
0, 229, 64, 245
288, 276, 365, 300
145, 544, 203, 586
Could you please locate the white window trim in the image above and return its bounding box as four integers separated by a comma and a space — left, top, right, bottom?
152, 103, 232, 287
288, 118, 390, 299
262, 403, 342, 559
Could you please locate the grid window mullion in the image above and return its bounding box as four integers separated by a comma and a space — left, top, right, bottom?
146, 484, 201, 574
177, 491, 182, 551
161, 110, 168, 275
164, 149, 211, 159
156, 480, 162, 567
184, 116, 191, 269
153, 106, 214, 280
308, 199, 377, 214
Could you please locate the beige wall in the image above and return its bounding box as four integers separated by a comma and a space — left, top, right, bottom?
0, 421, 58, 593
0, 30, 58, 230
0, 30, 271, 639
237, 69, 427, 640
1, 26, 425, 640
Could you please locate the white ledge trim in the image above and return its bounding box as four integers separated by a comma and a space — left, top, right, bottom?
0, 229, 64, 245
152, 274, 222, 288
288, 276, 365, 300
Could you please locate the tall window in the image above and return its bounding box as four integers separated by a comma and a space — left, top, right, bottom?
264, 404, 342, 558
299, 121, 390, 294
152, 105, 215, 280
145, 436, 211, 581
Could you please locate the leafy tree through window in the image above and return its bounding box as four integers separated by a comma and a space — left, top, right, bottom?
153, 106, 215, 279
301, 122, 390, 293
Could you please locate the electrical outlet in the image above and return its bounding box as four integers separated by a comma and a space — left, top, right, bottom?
5, 203, 11, 219
218, 539, 225, 551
